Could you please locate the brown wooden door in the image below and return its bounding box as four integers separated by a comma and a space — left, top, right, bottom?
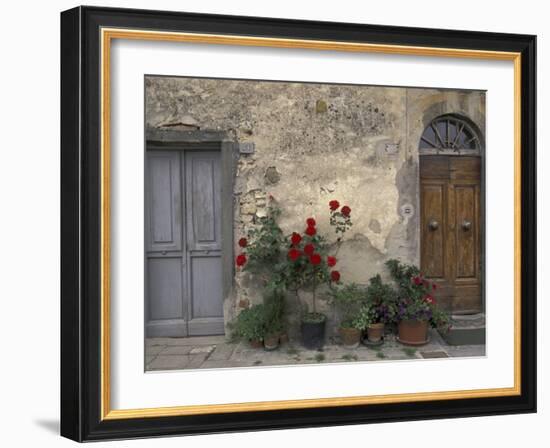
420, 155, 482, 313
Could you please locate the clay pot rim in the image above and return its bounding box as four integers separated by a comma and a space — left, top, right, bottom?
339, 326, 361, 333
399, 319, 429, 324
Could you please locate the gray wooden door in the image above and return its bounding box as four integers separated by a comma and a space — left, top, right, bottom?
145, 150, 224, 337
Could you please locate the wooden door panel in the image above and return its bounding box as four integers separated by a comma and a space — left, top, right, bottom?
419, 156, 449, 179
190, 256, 224, 318
187, 156, 222, 250
454, 184, 478, 279
145, 151, 187, 337
185, 151, 224, 336
450, 157, 481, 180
421, 182, 445, 279
147, 257, 184, 320
146, 152, 182, 253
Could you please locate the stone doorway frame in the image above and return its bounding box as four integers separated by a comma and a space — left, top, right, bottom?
145, 127, 239, 335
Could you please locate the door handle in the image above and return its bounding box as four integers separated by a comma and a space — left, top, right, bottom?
461, 220, 472, 231
428, 219, 439, 231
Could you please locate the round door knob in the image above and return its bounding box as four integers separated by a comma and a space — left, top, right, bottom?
462, 220, 472, 231
428, 219, 439, 231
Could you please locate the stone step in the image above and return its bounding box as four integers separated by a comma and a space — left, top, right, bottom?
438, 313, 486, 346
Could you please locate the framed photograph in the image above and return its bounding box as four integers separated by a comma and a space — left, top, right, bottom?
60, 6, 536, 442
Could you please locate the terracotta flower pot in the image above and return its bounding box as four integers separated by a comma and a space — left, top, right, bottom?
263, 334, 280, 351
398, 319, 429, 345
249, 339, 263, 349
367, 322, 385, 342
339, 326, 361, 348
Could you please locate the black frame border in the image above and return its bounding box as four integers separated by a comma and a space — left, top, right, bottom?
61, 6, 536, 442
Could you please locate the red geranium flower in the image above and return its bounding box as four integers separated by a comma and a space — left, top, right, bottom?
288, 248, 301, 261
341, 205, 351, 217
330, 271, 341, 282
305, 226, 317, 236
238, 237, 248, 248
291, 232, 302, 246
235, 254, 247, 267
424, 295, 436, 305
304, 243, 315, 255
413, 276, 422, 286
329, 200, 340, 211
306, 217, 316, 227
327, 256, 337, 267
432, 283, 437, 290
309, 253, 322, 265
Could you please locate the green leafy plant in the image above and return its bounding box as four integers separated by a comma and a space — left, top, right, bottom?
230, 279, 287, 344
229, 304, 266, 342
241, 205, 285, 276
328, 283, 365, 328
353, 275, 398, 330
352, 304, 378, 331
386, 259, 450, 329
263, 283, 286, 337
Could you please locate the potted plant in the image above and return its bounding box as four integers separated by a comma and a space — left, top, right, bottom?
262, 285, 286, 351
286, 231, 331, 350
386, 259, 449, 345
229, 304, 266, 348
284, 201, 353, 349
360, 275, 397, 342
328, 283, 365, 348
234, 198, 354, 350
234, 202, 287, 349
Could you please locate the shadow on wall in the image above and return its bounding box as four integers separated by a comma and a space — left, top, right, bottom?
33, 419, 59, 435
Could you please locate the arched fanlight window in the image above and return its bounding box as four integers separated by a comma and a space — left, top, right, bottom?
419, 115, 481, 155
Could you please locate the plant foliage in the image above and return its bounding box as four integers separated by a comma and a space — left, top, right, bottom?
328, 283, 365, 328
385, 259, 450, 329
234, 198, 354, 321
229, 304, 267, 342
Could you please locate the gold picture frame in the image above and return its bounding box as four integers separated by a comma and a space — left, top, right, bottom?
61, 6, 536, 441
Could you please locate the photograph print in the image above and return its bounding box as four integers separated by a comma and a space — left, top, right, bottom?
144, 75, 486, 372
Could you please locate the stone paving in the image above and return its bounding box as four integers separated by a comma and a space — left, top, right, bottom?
145, 329, 485, 371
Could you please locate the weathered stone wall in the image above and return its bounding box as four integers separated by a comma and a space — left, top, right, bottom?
145, 77, 485, 337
